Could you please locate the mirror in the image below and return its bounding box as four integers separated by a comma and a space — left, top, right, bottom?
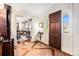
63, 10, 70, 33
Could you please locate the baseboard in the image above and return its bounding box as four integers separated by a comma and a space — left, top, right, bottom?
61, 51, 72, 56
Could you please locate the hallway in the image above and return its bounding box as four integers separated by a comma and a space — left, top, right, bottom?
15, 41, 71, 56
0, 3, 79, 56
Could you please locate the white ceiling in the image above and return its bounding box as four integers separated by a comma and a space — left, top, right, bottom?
11, 3, 56, 16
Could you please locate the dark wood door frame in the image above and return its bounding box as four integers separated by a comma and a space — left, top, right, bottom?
2, 4, 14, 56
49, 10, 61, 50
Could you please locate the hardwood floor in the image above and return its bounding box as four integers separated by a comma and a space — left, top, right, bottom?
15, 41, 71, 56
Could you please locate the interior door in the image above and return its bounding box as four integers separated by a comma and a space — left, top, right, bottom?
0, 4, 14, 56
3, 4, 14, 56
0, 9, 6, 56
49, 10, 61, 50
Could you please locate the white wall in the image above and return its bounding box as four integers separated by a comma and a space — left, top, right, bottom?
39, 3, 73, 55
31, 16, 43, 42
72, 4, 79, 56
31, 16, 39, 42
41, 15, 49, 45
11, 8, 17, 46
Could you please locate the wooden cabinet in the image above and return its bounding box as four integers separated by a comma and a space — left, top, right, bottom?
0, 42, 2, 56
2, 39, 14, 56
2, 41, 10, 56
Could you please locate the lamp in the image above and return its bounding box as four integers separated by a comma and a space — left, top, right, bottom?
38, 22, 43, 40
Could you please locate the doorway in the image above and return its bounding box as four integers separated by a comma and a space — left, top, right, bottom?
16, 17, 32, 43
49, 10, 61, 50
0, 4, 14, 56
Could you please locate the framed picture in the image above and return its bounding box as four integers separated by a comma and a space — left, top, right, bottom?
63, 10, 71, 33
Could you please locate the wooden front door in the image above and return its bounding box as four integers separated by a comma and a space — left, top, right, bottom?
0, 4, 14, 56
2, 4, 14, 56
49, 10, 61, 50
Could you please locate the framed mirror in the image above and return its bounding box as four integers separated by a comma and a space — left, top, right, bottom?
63, 10, 71, 33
